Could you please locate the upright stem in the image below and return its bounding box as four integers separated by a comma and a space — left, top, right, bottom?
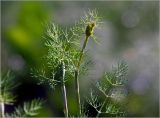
61, 62, 68, 117
0, 102, 5, 118
75, 36, 89, 117
77, 36, 89, 68
75, 70, 81, 116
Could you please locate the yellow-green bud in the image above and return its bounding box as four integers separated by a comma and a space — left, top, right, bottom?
85, 22, 96, 37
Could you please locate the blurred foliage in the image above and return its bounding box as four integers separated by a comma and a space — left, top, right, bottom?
0, 71, 16, 105
4, 1, 49, 65
0, 72, 43, 117
6, 99, 43, 117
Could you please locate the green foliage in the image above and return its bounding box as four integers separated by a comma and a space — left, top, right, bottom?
44, 23, 80, 73
7, 99, 43, 117
86, 60, 128, 117
31, 23, 80, 89
31, 9, 101, 89
0, 71, 16, 104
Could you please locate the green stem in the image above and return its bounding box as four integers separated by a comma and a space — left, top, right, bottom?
96, 100, 106, 117
61, 62, 68, 117
0, 102, 5, 118
75, 36, 89, 117
77, 36, 89, 68
75, 70, 81, 116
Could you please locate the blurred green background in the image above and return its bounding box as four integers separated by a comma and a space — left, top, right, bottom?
1, 1, 159, 117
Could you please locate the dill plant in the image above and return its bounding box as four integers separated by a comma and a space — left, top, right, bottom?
32, 10, 128, 117
32, 21, 82, 117
85, 60, 128, 117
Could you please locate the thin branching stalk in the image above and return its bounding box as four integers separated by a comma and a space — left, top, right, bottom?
96, 100, 106, 117
75, 35, 90, 116
75, 21, 96, 116
0, 102, 5, 118
61, 61, 68, 117
76, 36, 89, 116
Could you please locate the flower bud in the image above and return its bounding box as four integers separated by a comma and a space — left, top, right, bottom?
85, 22, 96, 37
